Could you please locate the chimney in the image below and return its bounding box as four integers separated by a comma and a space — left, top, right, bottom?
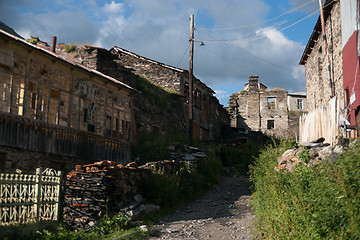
248, 76, 259, 91
50, 36, 57, 53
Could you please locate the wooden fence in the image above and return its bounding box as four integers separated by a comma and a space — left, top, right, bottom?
299, 97, 340, 146
0, 112, 130, 163
0, 168, 62, 227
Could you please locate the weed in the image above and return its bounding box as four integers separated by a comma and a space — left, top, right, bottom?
64, 44, 77, 53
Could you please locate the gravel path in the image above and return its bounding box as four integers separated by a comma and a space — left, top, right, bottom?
147, 175, 254, 240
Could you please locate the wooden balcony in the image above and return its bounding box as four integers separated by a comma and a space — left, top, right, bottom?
0, 112, 130, 163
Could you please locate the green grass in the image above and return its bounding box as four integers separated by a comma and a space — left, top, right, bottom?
249, 139, 360, 239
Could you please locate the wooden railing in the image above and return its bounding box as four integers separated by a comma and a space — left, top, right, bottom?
0, 168, 62, 226
0, 113, 130, 163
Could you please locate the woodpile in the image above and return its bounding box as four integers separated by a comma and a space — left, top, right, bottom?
64, 160, 150, 230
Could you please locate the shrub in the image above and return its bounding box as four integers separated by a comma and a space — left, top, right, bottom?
249, 140, 360, 239
215, 141, 262, 175
144, 154, 223, 209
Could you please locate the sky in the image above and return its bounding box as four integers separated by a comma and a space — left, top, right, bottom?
0, 0, 321, 106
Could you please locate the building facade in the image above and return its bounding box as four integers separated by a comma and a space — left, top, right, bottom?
228, 76, 293, 138
299, 0, 343, 111
108, 46, 229, 140
0, 30, 136, 172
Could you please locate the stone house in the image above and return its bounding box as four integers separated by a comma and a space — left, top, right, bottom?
299, 0, 343, 111
287, 92, 307, 112
107, 46, 229, 140
228, 76, 290, 138
298, 0, 344, 144
0, 30, 137, 172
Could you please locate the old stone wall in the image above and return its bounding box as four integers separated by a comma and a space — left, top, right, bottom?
69, 46, 229, 140
287, 95, 307, 111
259, 90, 289, 137
304, 2, 343, 110
228, 77, 291, 138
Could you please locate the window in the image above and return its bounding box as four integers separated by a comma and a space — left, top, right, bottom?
297, 99, 303, 110
267, 119, 274, 129
267, 97, 276, 109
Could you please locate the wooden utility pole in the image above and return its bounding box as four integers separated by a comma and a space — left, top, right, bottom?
188, 14, 194, 144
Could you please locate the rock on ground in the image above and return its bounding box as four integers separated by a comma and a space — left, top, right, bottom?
147, 175, 254, 240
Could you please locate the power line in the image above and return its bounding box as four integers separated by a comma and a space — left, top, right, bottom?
197, 0, 316, 31
195, 22, 293, 72
176, 43, 190, 67
196, 7, 319, 44
217, 0, 235, 21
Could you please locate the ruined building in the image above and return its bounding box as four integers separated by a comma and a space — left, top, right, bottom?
228, 76, 305, 138
0, 30, 137, 172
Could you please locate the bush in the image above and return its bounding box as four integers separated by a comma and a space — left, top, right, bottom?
133, 129, 188, 164
144, 153, 223, 209
215, 141, 262, 175
249, 140, 360, 239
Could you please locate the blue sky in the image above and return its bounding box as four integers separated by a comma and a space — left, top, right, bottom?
0, 0, 320, 106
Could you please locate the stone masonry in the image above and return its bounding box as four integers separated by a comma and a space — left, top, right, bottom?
300, 0, 343, 111
228, 76, 290, 138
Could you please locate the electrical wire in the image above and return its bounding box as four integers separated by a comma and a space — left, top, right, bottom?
196, 7, 319, 43
176, 43, 190, 67
197, 0, 316, 31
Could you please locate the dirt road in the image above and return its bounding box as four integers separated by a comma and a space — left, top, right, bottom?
147, 175, 254, 240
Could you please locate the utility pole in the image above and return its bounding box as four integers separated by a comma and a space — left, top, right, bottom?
318, 0, 334, 97
188, 14, 194, 145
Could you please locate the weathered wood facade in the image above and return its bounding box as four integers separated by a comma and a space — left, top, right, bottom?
0, 30, 137, 172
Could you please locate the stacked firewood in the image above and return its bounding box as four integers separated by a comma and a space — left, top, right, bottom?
63, 160, 150, 230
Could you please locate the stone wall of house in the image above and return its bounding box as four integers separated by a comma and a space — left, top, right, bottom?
287, 95, 307, 112
228, 77, 290, 138
65, 46, 229, 140
304, 2, 343, 110
0, 146, 95, 174
259, 89, 289, 137
110, 47, 183, 93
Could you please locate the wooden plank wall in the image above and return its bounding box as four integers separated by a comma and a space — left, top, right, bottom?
299, 97, 340, 145
0, 112, 129, 163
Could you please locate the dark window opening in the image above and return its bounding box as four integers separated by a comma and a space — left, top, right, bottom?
267, 119, 275, 129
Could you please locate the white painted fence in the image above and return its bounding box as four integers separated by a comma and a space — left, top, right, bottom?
0, 168, 62, 227
299, 97, 340, 146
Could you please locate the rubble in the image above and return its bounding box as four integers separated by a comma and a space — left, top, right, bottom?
275, 137, 349, 172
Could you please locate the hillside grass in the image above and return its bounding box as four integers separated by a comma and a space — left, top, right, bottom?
249, 140, 360, 239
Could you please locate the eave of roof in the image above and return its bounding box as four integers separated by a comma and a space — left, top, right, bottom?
299, 0, 337, 65
0, 29, 138, 94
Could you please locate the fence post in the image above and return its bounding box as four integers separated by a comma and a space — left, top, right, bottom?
57, 170, 63, 223
35, 168, 42, 222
